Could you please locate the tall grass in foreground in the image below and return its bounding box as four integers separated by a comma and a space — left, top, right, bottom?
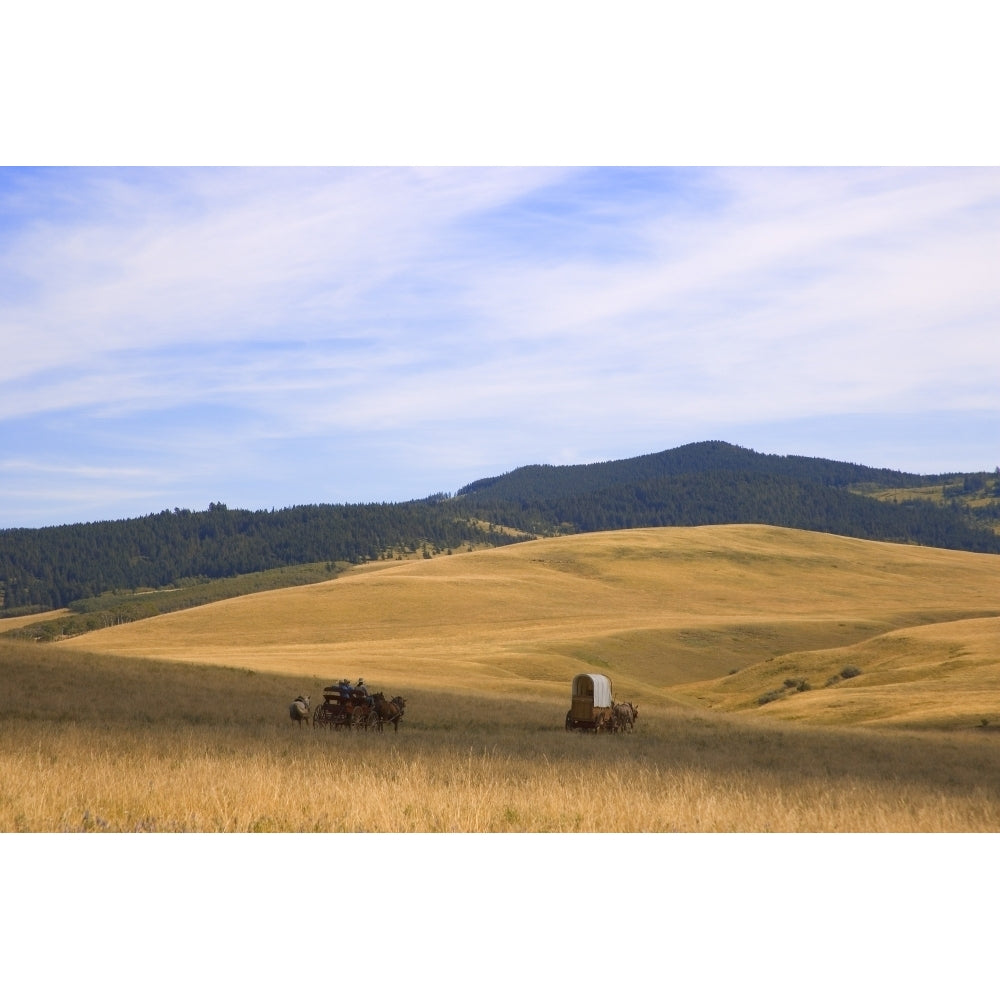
4, 717, 1000, 832
4, 641, 1000, 832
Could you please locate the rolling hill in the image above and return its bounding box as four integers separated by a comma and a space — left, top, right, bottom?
3, 441, 999, 621
68, 524, 1000, 729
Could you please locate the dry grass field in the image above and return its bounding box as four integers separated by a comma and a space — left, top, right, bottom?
0, 609, 69, 634
4, 525, 1000, 832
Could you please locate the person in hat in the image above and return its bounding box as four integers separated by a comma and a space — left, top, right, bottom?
355, 678, 368, 696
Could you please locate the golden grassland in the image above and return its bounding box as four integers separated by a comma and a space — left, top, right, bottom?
68, 524, 1000, 719
5, 525, 1000, 832
4, 641, 1000, 832
678, 616, 1000, 728
0, 609, 69, 634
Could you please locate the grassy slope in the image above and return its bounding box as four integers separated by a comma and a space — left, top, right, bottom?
67, 524, 1000, 729
0, 609, 69, 634
678, 616, 1000, 729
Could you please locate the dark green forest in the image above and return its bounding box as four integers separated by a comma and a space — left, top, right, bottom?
457, 469, 999, 548
0, 501, 523, 613
456, 439, 937, 501
3, 441, 999, 619
454, 442, 1000, 547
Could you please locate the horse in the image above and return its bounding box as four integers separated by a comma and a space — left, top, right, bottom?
289, 695, 311, 726
349, 695, 378, 730
371, 693, 407, 732
612, 701, 638, 732
593, 706, 616, 732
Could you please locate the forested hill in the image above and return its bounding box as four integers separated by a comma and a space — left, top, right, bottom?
456, 440, 946, 502
453, 441, 1000, 551
2, 441, 998, 615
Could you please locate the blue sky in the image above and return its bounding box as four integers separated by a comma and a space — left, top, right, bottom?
2, 165, 999, 528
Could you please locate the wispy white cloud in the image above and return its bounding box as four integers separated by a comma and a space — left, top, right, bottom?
2, 166, 999, 527
1, 167, 569, 375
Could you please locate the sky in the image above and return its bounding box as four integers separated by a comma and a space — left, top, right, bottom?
2, 4, 999, 530
2, 164, 998, 529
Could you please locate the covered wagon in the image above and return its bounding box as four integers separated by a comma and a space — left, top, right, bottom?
565, 672, 616, 732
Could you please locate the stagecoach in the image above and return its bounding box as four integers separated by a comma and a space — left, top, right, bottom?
312, 685, 377, 730
312, 684, 406, 732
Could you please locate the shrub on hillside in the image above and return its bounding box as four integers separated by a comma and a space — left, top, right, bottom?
758, 689, 785, 706
825, 666, 862, 687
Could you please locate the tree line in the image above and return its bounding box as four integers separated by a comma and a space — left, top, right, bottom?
3, 441, 998, 616
0, 501, 524, 613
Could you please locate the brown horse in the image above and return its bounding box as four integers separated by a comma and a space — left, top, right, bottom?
371, 693, 407, 732
613, 701, 637, 732
593, 706, 616, 732
350, 696, 378, 730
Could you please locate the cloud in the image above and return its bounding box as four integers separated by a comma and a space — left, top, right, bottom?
1, 167, 569, 376
2, 166, 999, 527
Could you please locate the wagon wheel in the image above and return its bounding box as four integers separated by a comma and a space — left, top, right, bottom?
312, 704, 329, 728
351, 708, 367, 730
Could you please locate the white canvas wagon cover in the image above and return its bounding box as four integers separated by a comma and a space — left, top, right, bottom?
571, 673, 613, 708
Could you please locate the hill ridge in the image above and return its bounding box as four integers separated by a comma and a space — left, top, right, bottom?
2, 440, 998, 615
456, 440, 945, 499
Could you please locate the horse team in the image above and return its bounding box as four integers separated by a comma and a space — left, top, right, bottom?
589, 700, 640, 733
